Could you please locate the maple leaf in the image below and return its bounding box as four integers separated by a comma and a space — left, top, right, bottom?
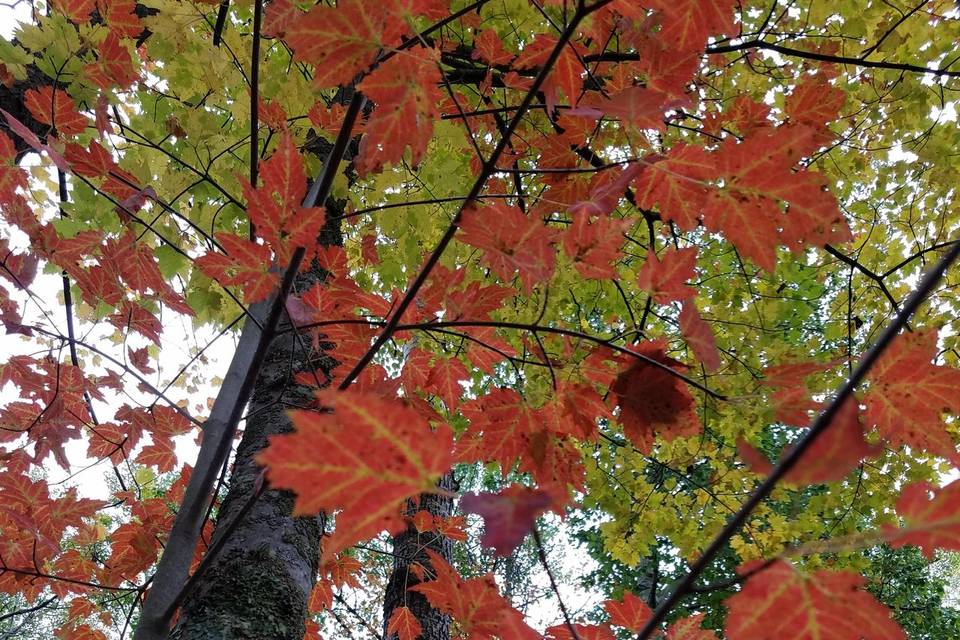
472, 29, 514, 66
645, 0, 738, 53
24, 86, 89, 136
410, 549, 540, 640
460, 485, 557, 555
196, 233, 280, 303
724, 560, 905, 640
886, 480, 960, 558
738, 399, 878, 486
422, 356, 469, 409
0, 131, 27, 202
51, 0, 95, 23
561, 211, 629, 279
243, 134, 326, 260
387, 606, 422, 640
257, 389, 453, 557
609, 343, 701, 453
636, 247, 698, 304
262, 0, 298, 38
633, 144, 714, 230
85, 32, 139, 90
568, 87, 677, 131
668, 614, 718, 640
863, 330, 960, 460
285, 0, 386, 87
546, 624, 615, 640
678, 301, 721, 371
514, 34, 585, 111
605, 590, 651, 632
356, 49, 443, 175
458, 203, 559, 294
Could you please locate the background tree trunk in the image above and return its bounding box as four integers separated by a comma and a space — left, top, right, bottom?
382, 473, 457, 640
169, 217, 342, 640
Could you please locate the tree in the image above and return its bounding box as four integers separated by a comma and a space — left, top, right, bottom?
2, 0, 960, 639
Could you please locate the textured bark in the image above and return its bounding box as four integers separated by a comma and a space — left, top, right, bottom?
168, 217, 342, 640
382, 473, 457, 640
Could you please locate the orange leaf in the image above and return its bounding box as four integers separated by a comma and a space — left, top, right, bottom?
356, 49, 443, 175
679, 301, 721, 371
724, 560, 905, 640
458, 203, 559, 294
410, 550, 539, 640
604, 590, 651, 632
285, 0, 386, 88
636, 247, 697, 304
24, 87, 89, 136
561, 211, 629, 280
609, 343, 701, 453
257, 389, 452, 556
386, 606, 422, 640
195, 233, 279, 303
887, 480, 960, 558
864, 329, 960, 460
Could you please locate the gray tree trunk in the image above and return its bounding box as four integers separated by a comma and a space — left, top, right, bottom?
381, 473, 457, 640
168, 219, 342, 640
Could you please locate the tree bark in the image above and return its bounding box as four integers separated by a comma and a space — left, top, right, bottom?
381, 473, 457, 640
168, 217, 342, 640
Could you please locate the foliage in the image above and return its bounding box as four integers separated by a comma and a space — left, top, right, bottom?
1, 0, 960, 638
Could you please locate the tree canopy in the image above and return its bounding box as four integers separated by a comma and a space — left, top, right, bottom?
2, 0, 960, 639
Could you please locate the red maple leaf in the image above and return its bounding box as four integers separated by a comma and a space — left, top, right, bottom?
514, 34, 585, 111
0, 131, 27, 203
679, 301, 721, 371
636, 247, 698, 304
605, 590, 651, 632
257, 389, 453, 558
738, 398, 878, 486
284, 0, 386, 88
886, 480, 960, 558
568, 87, 676, 131
561, 211, 629, 279
386, 606, 422, 640
196, 233, 280, 303
724, 560, 905, 640
864, 329, 960, 460
458, 203, 559, 294
460, 485, 558, 555
356, 48, 443, 175
24, 87, 89, 136
410, 550, 540, 640
609, 343, 701, 453
634, 144, 713, 231
472, 29, 514, 66
51, 0, 95, 23
242, 134, 326, 261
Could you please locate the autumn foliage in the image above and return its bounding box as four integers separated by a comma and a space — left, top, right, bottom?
2, 0, 960, 639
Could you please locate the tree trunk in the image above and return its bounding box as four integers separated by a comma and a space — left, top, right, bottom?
169, 219, 342, 640
381, 473, 457, 640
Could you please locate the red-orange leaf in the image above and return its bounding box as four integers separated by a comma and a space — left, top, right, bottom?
610, 343, 701, 453
257, 389, 453, 557
195, 233, 279, 303
410, 550, 539, 640
459, 203, 558, 294
514, 34, 585, 111
605, 590, 651, 632
386, 606, 422, 640
738, 398, 877, 486
668, 614, 717, 640
679, 301, 721, 371
569, 87, 674, 131
887, 480, 960, 558
460, 485, 557, 555
636, 247, 698, 304
356, 49, 443, 175
51, 0, 95, 23
724, 560, 905, 640
0, 131, 27, 203
285, 0, 386, 88
561, 211, 629, 279
864, 329, 960, 460
24, 87, 89, 136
